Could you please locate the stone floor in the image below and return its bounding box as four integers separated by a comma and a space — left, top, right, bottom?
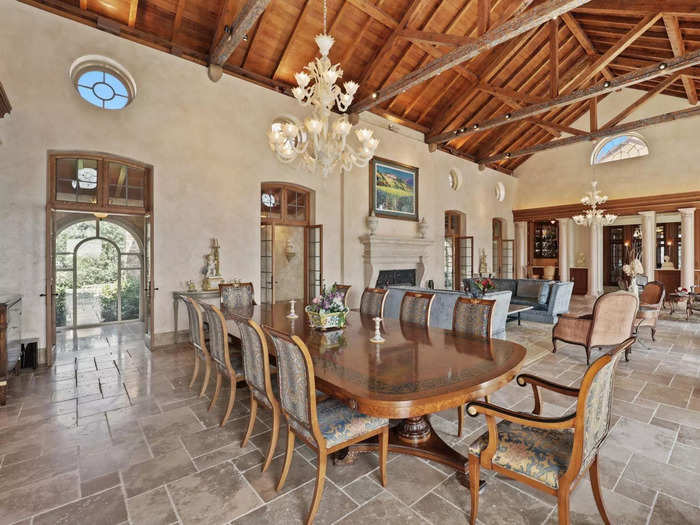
1, 298, 699, 524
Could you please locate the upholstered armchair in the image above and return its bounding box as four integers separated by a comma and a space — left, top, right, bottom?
633, 280, 665, 341
552, 291, 639, 364
466, 337, 635, 525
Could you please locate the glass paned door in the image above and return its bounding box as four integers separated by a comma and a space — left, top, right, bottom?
501, 240, 515, 279
260, 225, 274, 304
144, 214, 153, 348
46, 209, 57, 365
457, 236, 474, 289
305, 225, 322, 304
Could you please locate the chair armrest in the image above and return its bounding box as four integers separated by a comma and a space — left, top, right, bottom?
553, 315, 591, 343
558, 313, 580, 320
547, 282, 574, 315
516, 374, 579, 415
466, 400, 576, 430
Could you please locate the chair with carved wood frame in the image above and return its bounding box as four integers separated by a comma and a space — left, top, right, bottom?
219, 282, 256, 309
183, 297, 211, 397
452, 297, 495, 437
552, 291, 639, 365
333, 284, 351, 307
359, 287, 388, 318
234, 317, 281, 471
264, 327, 390, 525
633, 280, 664, 341
399, 291, 435, 327
198, 301, 245, 425
466, 337, 635, 525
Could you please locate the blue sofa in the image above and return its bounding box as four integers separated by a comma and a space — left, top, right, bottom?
383, 286, 512, 339
465, 278, 573, 324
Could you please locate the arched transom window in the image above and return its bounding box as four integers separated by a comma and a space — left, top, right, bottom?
591, 133, 649, 165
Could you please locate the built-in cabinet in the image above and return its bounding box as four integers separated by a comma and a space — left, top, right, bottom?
0, 294, 21, 406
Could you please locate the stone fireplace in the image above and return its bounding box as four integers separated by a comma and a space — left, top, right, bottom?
359, 234, 434, 289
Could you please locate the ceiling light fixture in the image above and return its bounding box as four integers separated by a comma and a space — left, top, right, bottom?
572, 181, 617, 226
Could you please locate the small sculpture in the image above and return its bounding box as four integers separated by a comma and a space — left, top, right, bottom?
285, 239, 297, 261
202, 238, 224, 291
661, 255, 675, 269
366, 211, 378, 236
205, 254, 217, 278
286, 299, 298, 319
479, 248, 488, 276
417, 217, 428, 239
185, 280, 197, 292
370, 317, 385, 343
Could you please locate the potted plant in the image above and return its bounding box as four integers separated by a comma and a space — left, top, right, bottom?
474, 278, 495, 297
305, 284, 350, 331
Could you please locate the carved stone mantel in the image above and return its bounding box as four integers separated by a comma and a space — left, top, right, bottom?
359, 234, 435, 288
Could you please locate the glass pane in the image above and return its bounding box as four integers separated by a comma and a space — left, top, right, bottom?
286, 190, 306, 222
260, 225, 273, 304
261, 188, 282, 220
108, 162, 146, 207
56, 253, 73, 270
100, 221, 140, 252
56, 220, 97, 252
444, 238, 454, 289
56, 270, 74, 328
121, 269, 141, 321
75, 239, 118, 325
121, 254, 142, 268
55, 158, 99, 203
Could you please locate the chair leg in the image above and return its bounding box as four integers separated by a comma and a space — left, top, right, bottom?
220, 375, 237, 427
468, 454, 479, 525
585, 346, 591, 366
241, 397, 257, 447
199, 359, 211, 398
552, 337, 557, 353
262, 406, 280, 473
589, 455, 611, 525
651, 327, 656, 342
306, 451, 327, 525
189, 352, 199, 389
557, 487, 571, 525
276, 430, 295, 491
378, 427, 388, 487
208, 371, 222, 411
457, 405, 464, 437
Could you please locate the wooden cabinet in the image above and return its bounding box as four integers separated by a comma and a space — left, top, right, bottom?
656, 270, 681, 293
0, 294, 22, 406
570, 268, 588, 295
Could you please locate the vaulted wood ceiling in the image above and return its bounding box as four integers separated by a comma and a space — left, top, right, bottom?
19, 0, 700, 174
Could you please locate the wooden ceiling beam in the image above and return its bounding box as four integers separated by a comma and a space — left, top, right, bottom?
171, 0, 186, 45
428, 47, 700, 144
477, 0, 490, 36
128, 0, 138, 27
577, 1, 700, 17
589, 95, 597, 131
480, 105, 700, 163
80, 0, 86, 9
560, 12, 613, 81
398, 29, 475, 47
345, 0, 396, 29
663, 15, 698, 105
271, 0, 313, 80
349, 0, 593, 114
602, 72, 682, 128
550, 19, 559, 97
210, 0, 236, 53
209, 0, 271, 75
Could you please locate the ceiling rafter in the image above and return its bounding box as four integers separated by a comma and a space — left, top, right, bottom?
550, 18, 559, 97
271, 0, 314, 80
577, 1, 700, 18
477, 0, 490, 36
171, 0, 187, 51
341, 1, 385, 65
560, 12, 613, 80
128, 0, 138, 27
398, 29, 475, 47
210, 0, 236, 53
663, 15, 698, 105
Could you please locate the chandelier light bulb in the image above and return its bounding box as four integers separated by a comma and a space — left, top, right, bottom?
315, 34, 334, 57
295, 72, 311, 88
367, 137, 379, 150
334, 118, 352, 136
344, 81, 359, 95
305, 118, 323, 135
356, 128, 373, 143
291, 86, 305, 100
324, 69, 339, 84
283, 122, 298, 138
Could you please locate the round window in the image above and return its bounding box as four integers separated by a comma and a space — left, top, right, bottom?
70, 56, 136, 110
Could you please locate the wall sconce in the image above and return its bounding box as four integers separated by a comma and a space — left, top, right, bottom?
624, 241, 630, 247
285, 239, 297, 261
667, 240, 673, 246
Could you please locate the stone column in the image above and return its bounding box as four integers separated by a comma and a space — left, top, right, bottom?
679, 208, 696, 289
638, 211, 656, 280
514, 221, 528, 279
558, 218, 570, 282
587, 223, 604, 297
567, 219, 576, 268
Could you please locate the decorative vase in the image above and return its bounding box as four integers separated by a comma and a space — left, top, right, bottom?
305, 306, 349, 331
628, 279, 639, 297
417, 217, 428, 239
366, 211, 378, 236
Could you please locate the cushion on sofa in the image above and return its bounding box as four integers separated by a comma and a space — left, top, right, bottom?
516, 280, 550, 305
490, 279, 517, 295
510, 297, 546, 310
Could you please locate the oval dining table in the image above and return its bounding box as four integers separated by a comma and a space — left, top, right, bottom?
224, 301, 527, 486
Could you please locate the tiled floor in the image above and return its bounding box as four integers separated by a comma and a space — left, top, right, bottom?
1, 299, 699, 524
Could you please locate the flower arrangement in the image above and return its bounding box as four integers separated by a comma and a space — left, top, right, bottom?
619, 246, 644, 292
305, 284, 349, 330
474, 278, 495, 295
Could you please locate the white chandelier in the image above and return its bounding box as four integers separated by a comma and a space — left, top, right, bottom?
267, 0, 378, 178
572, 181, 617, 226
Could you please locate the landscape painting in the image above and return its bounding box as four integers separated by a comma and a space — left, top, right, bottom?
370, 157, 419, 221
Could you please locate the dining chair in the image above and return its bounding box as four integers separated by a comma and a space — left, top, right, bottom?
219, 282, 256, 309
359, 287, 389, 318
183, 297, 211, 397
264, 326, 390, 525
552, 291, 639, 364
400, 291, 435, 327
452, 297, 495, 436
633, 280, 664, 341
466, 337, 635, 525
198, 301, 245, 425
333, 284, 351, 307
234, 317, 280, 471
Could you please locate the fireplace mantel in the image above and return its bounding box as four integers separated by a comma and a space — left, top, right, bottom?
359, 234, 435, 288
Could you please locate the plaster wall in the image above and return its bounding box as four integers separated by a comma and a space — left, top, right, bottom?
272, 226, 304, 302
0, 1, 517, 346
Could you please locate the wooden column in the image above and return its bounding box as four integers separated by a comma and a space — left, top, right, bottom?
679, 208, 696, 289
558, 218, 570, 282
638, 211, 656, 280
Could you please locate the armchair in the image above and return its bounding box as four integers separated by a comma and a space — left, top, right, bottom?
633, 280, 664, 341
466, 337, 635, 525
552, 291, 638, 364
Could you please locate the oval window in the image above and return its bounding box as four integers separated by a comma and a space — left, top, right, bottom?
70, 56, 136, 110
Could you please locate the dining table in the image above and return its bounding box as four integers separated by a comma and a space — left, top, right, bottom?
223, 301, 527, 485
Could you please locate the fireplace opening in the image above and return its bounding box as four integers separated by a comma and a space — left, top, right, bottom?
375, 269, 416, 288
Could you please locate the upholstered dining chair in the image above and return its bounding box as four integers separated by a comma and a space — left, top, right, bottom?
552, 291, 639, 364
219, 282, 256, 309
452, 297, 495, 437
466, 337, 635, 525
183, 297, 211, 397
198, 301, 245, 425
633, 280, 665, 341
233, 317, 280, 471
333, 284, 351, 307
264, 327, 390, 525
400, 291, 435, 327
359, 287, 389, 318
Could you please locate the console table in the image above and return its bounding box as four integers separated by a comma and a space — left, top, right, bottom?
0, 293, 22, 406
173, 290, 219, 341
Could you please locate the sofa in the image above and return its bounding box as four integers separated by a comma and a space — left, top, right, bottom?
382, 286, 512, 339
465, 278, 573, 324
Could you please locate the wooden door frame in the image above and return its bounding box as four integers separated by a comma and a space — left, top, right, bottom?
304, 224, 323, 305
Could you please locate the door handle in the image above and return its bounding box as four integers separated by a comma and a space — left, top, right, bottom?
40, 293, 58, 297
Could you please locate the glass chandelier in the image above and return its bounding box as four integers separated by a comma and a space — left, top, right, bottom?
267, 0, 378, 178
572, 181, 617, 226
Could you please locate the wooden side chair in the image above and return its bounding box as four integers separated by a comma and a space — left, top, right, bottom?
264, 327, 390, 525
399, 291, 435, 327
183, 297, 211, 397
333, 284, 351, 307
634, 280, 665, 341
359, 287, 388, 318
452, 297, 495, 436
466, 337, 635, 525
552, 291, 639, 364
219, 282, 256, 309
198, 301, 245, 425
233, 317, 281, 471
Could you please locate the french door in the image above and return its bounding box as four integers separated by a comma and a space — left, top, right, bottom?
305, 225, 323, 303
143, 214, 155, 349
456, 236, 474, 289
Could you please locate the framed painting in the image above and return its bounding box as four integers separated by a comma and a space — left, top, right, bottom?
370, 157, 419, 221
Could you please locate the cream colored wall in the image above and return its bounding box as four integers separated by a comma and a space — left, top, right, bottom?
0, 1, 517, 346
272, 226, 304, 301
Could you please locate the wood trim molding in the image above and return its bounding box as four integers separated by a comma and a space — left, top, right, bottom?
0, 81, 11, 118
513, 190, 700, 222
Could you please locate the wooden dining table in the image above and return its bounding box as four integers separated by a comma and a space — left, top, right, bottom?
223, 301, 527, 482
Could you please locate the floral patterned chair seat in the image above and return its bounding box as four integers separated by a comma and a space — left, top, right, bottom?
316, 398, 388, 449
468, 420, 574, 489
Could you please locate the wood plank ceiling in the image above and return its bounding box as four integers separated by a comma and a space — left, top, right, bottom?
18, 0, 700, 175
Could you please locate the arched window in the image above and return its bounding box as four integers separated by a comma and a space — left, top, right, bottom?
70, 56, 136, 110
591, 133, 649, 165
